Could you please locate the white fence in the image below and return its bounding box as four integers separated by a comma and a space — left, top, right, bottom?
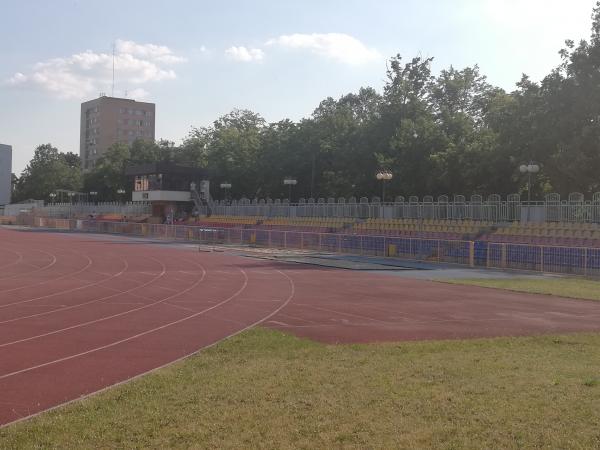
31, 202, 152, 218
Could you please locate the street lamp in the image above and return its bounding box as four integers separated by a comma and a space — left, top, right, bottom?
49, 192, 57, 204
376, 170, 393, 203
519, 161, 540, 222
67, 192, 76, 205
283, 177, 297, 203
518, 162, 540, 203
89, 191, 98, 205
220, 182, 232, 203
116, 188, 126, 205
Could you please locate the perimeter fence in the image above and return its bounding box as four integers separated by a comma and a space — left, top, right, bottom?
27, 217, 600, 278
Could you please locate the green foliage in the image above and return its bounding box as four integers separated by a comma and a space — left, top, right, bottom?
82, 143, 130, 202
17, 2, 600, 202
13, 144, 82, 202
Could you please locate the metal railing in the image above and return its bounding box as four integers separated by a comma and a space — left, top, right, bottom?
27, 218, 600, 277
29, 202, 152, 218
205, 199, 600, 223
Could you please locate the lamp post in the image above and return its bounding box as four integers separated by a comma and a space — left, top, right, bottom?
117, 188, 126, 205
283, 177, 297, 203
519, 162, 540, 203
376, 170, 393, 203
220, 182, 232, 203
67, 192, 76, 205
49, 192, 57, 205
519, 161, 540, 222
89, 191, 98, 205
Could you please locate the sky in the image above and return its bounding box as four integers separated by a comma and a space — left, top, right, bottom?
0, 0, 597, 174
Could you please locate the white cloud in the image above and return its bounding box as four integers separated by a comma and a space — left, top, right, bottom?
266, 33, 381, 65
5, 39, 186, 99
127, 87, 150, 100
225, 46, 265, 62
115, 39, 187, 64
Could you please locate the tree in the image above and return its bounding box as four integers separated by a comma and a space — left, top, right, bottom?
83, 143, 130, 201
13, 144, 82, 202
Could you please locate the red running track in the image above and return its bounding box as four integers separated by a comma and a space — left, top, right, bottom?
2, 228, 600, 427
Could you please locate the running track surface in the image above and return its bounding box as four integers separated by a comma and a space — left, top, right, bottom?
2, 228, 600, 427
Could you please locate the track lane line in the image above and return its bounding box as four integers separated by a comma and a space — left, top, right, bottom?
0, 263, 240, 379
0, 248, 24, 271
0, 255, 167, 326
0, 250, 91, 297
0, 257, 206, 348
0, 249, 57, 286
0, 266, 295, 430
0, 255, 127, 310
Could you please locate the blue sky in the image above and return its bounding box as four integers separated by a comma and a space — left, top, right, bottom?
1, 0, 597, 174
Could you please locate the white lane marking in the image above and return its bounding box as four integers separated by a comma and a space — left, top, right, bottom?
0, 248, 24, 272
0, 250, 89, 297
0, 266, 242, 379
0, 259, 205, 348
0, 257, 163, 325
0, 266, 295, 430
0, 249, 57, 286
0, 256, 125, 310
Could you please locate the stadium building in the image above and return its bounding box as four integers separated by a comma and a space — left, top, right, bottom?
126, 162, 209, 221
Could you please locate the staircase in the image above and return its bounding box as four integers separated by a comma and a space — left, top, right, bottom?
191, 186, 212, 217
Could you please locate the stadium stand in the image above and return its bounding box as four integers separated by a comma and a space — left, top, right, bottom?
189, 215, 600, 248
485, 221, 600, 247
0, 216, 16, 225
193, 215, 262, 228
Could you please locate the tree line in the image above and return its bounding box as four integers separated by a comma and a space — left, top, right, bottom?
12, 3, 600, 203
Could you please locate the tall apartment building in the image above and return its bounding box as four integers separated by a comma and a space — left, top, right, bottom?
0, 144, 12, 205
80, 96, 155, 170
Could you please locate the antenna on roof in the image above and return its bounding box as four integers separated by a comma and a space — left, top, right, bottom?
111, 42, 116, 97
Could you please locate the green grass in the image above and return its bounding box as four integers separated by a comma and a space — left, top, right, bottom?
3, 329, 600, 449
442, 277, 600, 301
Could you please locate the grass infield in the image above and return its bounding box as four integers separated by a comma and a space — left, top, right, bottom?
2, 328, 600, 449
442, 277, 600, 302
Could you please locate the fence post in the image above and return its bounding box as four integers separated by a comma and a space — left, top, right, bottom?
437, 240, 441, 263
584, 247, 588, 277
540, 246, 544, 273
469, 241, 475, 267
486, 242, 490, 268
284, 231, 287, 249
501, 244, 507, 268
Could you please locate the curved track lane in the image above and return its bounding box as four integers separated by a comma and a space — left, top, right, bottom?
3, 227, 600, 428
0, 228, 294, 427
